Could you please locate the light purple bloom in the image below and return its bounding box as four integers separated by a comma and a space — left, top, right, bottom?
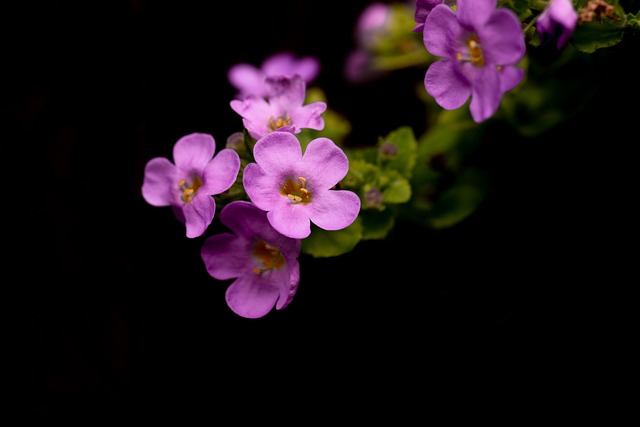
355, 2, 391, 48
422, 0, 526, 123
227, 51, 320, 100
141, 132, 240, 238
229, 74, 327, 140
242, 132, 361, 240
413, 0, 455, 32
537, 0, 578, 50
201, 201, 301, 319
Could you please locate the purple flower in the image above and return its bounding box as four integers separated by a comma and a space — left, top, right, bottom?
537, 0, 578, 50
355, 2, 391, 48
227, 51, 320, 99
242, 132, 361, 239
141, 133, 240, 238
229, 74, 327, 140
201, 201, 301, 319
413, 0, 455, 32
422, 0, 526, 123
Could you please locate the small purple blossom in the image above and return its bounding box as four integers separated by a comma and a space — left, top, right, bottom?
229, 74, 327, 140
413, 0, 455, 32
242, 132, 361, 239
422, 0, 526, 123
141, 132, 240, 238
537, 0, 578, 50
355, 2, 392, 48
227, 51, 320, 100
201, 201, 301, 319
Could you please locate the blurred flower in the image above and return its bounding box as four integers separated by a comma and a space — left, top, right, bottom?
141, 133, 240, 238
227, 51, 320, 99
201, 201, 301, 319
422, 0, 526, 123
230, 74, 327, 140
537, 0, 578, 50
344, 1, 430, 83
243, 131, 361, 239
413, 0, 455, 32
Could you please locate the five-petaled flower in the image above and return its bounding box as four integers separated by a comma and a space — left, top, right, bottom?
230, 74, 327, 140
537, 0, 578, 50
201, 200, 301, 319
141, 132, 241, 238
227, 51, 320, 100
242, 131, 361, 239
422, 0, 526, 123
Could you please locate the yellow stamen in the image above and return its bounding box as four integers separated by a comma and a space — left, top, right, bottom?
178, 176, 203, 204
280, 176, 312, 204
458, 34, 485, 67
269, 115, 292, 131
252, 240, 285, 275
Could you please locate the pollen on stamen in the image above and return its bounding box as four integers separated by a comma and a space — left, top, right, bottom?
268, 115, 292, 132
280, 176, 312, 204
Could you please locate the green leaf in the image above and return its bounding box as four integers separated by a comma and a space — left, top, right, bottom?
301, 218, 363, 258
627, 11, 640, 30
377, 126, 418, 179
359, 209, 396, 240
422, 170, 490, 229
342, 158, 379, 190
380, 170, 411, 204
571, 21, 625, 53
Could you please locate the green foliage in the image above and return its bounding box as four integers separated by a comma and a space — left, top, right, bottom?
572, 21, 626, 53
400, 109, 490, 229
301, 218, 364, 257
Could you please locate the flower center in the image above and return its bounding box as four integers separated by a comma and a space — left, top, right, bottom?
457, 34, 485, 67
269, 114, 292, 131
178, 176, 203, 204
252, 240, 285, 275
280, 176, 312, 204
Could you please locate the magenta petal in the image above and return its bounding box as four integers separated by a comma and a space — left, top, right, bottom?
423, 5, 459, 58
268, 205, 311, 239
202, 148, 240, 195
228, 63, 264, 97
268, 74, 306, 105
300, 138, 349, 189
425, 60, 471, 110
172, 133, 216, 172
499, 65, 525, 93
225, 274, 281, 319
220, 201, 301, 258
307, 190, 361, 231
276, 259, 300, 310
469, 67, 502, 123
292, 57, 320, 82
262, 52, 295, 75
141, 157, 179, 206
252, 132, 302, 174
289, 101, 327, 132
457, 0, 496, 28
182, 194, 216, 238
242, 163, 282, 211
479, 9, 526, 65
201, 233, 247, 280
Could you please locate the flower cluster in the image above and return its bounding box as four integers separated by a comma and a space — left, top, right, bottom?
142, 0, 638, 318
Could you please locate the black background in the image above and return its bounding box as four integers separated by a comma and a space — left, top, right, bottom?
8, 0, 636, 416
